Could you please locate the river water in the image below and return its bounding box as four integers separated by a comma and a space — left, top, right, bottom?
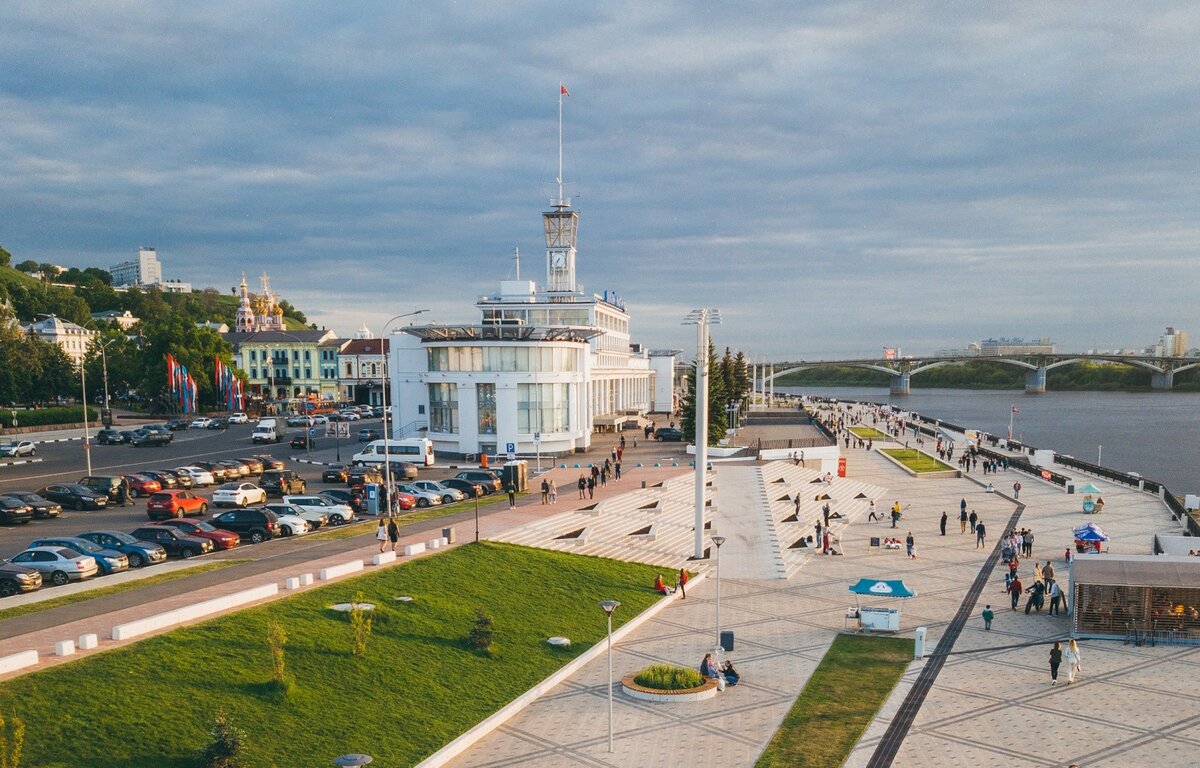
777, 386, 1200, 495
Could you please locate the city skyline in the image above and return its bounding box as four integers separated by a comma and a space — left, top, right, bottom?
2, 3, 1199, 358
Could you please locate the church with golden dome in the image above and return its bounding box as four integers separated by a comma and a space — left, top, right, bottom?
235, 272, 288, 333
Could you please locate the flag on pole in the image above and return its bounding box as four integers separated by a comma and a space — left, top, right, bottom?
1011, 406, 1020, 414
560, 84, 569, 97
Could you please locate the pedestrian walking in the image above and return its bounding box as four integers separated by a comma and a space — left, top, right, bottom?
1013, 480, 1022, 499
960, 506, 968, 534
614, 462, 621, 480
548, 479, 557, 503
1048, 579, 1064, 615
960, 498, 967, 517
1065, 639, 1082, 683
823, 503, 831, 527
982, 604, 994, 630
506, 481, 517, 509
678, 568, 689, 599
586, 475, 595, 499
975, 520, 987, 549
795, 495, 803, 518
968, 510, 978, 533
577, 474, 586, 500
1024, 529, 1035, 558
1049, 641, 1063, 685
540, 478, 549, 505
1008, 576, 1023, 610
905, 532, 916, 559
940, 510, 948, 536
891, 501, 901, 529
375, 519, 388, 553
1033, 561, 1044, 586
1043, 560, 1054, 584
387, 517, 400, 552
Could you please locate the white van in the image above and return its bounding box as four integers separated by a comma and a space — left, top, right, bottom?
352, 438, 435, 467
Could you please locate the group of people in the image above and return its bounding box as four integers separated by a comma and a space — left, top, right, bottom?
1049, 639, 1083, 685
654, 569, 689, 598
374, 517, 401, 552
956, 500, 988, 548
699, 653, 740, 690
999, 533, 1068, 615
539, 478, 558, 504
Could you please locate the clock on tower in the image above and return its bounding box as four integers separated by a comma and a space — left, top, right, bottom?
544, 204, 579, 292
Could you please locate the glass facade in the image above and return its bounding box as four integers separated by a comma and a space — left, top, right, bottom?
477, 384, 496, 434
428, 346, 580, 372
517, 383, 570, 433
1075, 583, 1200, 639
428, 383, 458, 433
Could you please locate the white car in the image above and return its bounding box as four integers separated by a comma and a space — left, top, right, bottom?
396, 483, 444, 508
211, 482, 268, 508
0, 440, 36, 458
177, 466, 216, 487
340, 411, 362, 421
282, 494, 355, 525
310, 415, 328, 425
264, 502, 329, 530
189, 418, 214, 429
410, 480, 465, 504
228, 412, 249, 424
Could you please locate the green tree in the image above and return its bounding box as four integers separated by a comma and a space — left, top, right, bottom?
14, 260, 38, 274
132, 314, 232, 409
680, 339, 728, 446
0, 245, 10, 269
198, 709, 246, 768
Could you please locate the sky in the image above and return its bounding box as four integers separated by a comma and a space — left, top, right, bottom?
2, 2, 1199, 359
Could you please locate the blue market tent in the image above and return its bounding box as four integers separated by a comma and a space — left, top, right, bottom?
1075, 529, 1109, 542
848, 579, 917, 599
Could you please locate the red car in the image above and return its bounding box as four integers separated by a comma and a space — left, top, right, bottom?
145, 490, 210, 520
152, 518, 240, 550
123, 474, 163, 498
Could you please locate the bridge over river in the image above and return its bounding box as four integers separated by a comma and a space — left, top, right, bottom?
759, 353, 1200, 394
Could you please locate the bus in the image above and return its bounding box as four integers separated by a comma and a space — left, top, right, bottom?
352, 438, 435, 468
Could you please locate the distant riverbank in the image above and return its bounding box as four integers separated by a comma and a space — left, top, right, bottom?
775, 361, 1200, 392
779, 386, 1200, 495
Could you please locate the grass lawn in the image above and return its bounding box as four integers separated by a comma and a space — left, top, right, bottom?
0, 542, 663, 767
0, 561, 238, 623
756, 634, 913, 768
880, 448, 954, 473
848, 426, 889, 440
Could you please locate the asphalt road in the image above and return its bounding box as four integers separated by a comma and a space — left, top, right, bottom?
0, 417, 394, 559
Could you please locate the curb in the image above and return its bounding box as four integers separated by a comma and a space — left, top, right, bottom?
0, 458, 44, 468
413, 571, 708, 768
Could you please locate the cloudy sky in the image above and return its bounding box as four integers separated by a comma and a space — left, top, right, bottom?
2, 2, 1198, 358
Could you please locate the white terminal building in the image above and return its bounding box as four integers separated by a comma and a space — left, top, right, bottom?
388, 198, 675, 458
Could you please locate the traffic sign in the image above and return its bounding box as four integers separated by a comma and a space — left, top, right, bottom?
533, 432, 541, 443
506, 442, 515, 453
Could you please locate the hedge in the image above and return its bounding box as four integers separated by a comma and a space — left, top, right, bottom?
0, 406, 97, 428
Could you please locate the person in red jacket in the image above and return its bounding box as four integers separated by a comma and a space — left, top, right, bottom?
1008, 576, 1024, 611
678, 568, 689, 599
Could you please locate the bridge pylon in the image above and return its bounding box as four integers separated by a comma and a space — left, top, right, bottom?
1025, 366, 1047, 394
890, 372, 911, 396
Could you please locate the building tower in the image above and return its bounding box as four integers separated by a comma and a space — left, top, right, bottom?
545, 84, 579, 292
235, 273, 256, 332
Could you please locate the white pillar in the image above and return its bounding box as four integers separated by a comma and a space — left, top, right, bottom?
694, 319, 709, 560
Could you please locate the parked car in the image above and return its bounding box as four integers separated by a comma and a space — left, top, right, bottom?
189, 418, 214, 429
212, 482, 268, 508
0, 497, 34, 525
78, 475, 124, 502
318, 488, 368, 514
655, 427, 685, 442
36, 484, 108, 511
0, 491, 63, 519
395, 483, 443, 508
163, 418, 191, 431
0, 440, 36, 458
152, 519, 240, 550
175, 466, 214, 487
453, 470, 503, 495
128, 526, 214, 558
217, 459, 251, 478
0, 558, 42, 596
260, 470, 306, 497
287, 415, 310, 427
9, 546, 98, 585
282, 494, 355, 524
142, 424, 174, 440
234, 457, 264, 475
228, 412, 250, 424
76, 530, 168, 568
410, 480, 466, 504
158, 468, 194, 489
95, 428, 126, 445
322, 463, 350, 483
340, 411, 361, 421
439, 477, 485, 499
138, 470, 178, 489
122, 474, 163, 498
357, 427, 381, 442
145, 490, 209, 520
193, 461, 234, 482
29, 537, 129, 575
347, 466, 383, 488
127, 428, 171, 447
208, 508, 283, 543
253, 455, 286, 471
264, 502, 329, 530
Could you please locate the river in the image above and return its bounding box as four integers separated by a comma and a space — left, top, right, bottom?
777, 386, 1200, 495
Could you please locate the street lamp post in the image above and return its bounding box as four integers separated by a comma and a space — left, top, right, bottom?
380, 310, 430, 515
474, 490, 480, 542
80, 361, 92, 476
712, 535, 726, 650
598, 599, 621, 753
683, 309, 721, 560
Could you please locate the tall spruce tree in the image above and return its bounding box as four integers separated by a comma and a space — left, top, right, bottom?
680, 339, 728, 446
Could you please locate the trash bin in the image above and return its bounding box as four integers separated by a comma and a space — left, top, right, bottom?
442, 526, 455, 544
720, 630, 734, 652
914, 626, 927, 659
1067, 484, 1075, 494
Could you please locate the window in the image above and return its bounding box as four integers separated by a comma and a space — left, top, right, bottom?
517, 383, 569, 433
304, 350, 311, 361
251, 368, 258, 379
304, 368, 312, 379
477, 384, 496, 434
250, 350, 257, 361
428, 383, 458, 433
345, 363, 352, 377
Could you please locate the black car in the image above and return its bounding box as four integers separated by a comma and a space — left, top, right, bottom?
95, 428, 126, 445
290, 434, 316, 449
346, 466, 383, 488
128, 526, 214, 558
128, 429, 171, 447
157, 469, 194, 489
1, 492, 63, 519
208, 508, 281, 543
655, 427, 685, 442
36, 484, 109, 511
440, 477, 485, 498
0, 559, 42, 597
77, 530, 168, 568
78, 475, 124, 502
0, 497, 34, 525
207, 418, 230, 430
163, 419, 191, 431
260, 470, 306, 497
142, 424, 174, 440
322, 463, 350, 483
138, 470, 178, 489
318, 489, 366, 514
453, 470, 502, 495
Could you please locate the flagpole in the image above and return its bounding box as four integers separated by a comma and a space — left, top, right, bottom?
557, 82, 564, 205
1008, 406, 1014, 440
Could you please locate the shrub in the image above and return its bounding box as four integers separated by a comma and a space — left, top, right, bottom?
348, 593, 373, 658
0, 406, 96, 429
467, 609, 494, 654
198, 709, 245, 768
266, 620, 288, 683
633, 663, 704, 691
0, 709, 26, 768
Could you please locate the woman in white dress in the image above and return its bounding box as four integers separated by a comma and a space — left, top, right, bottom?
1065, 638, 1082, 683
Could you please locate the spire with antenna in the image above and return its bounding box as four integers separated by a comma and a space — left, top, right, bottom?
557, 82, 569, 206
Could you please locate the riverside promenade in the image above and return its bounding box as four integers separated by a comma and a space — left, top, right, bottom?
447, 407, 1197, 768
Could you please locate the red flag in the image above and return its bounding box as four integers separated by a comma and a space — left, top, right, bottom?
560, 84, 569, 97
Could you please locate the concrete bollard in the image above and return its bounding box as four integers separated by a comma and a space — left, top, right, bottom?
372, 551, 397, 566
78, 633, 98, 650
299, 573, 314, 586
404, 542, 426, 556
55, 640, 76, 657
428, 538, 441, 549
285, 577, 301, 589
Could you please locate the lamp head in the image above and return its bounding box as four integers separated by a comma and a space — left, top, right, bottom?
712, 535, 727, 548
598, 599, 620, 616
